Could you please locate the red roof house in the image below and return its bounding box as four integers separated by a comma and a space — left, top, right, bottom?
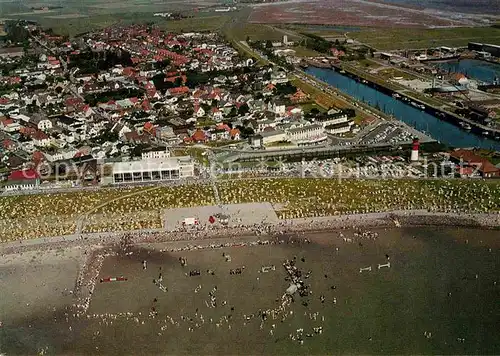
8, 169, 40, 181
192, 129, 207, 143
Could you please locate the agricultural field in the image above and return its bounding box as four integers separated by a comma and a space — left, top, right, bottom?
1, 0, 226, 37
248, 0, 488, 28
350, 27, 500, 50
157, 15, 230, 33
225, 23, 297, 42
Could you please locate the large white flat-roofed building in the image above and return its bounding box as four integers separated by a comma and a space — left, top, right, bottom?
112, 156, 194, 184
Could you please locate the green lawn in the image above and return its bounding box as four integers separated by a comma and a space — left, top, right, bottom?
226, 23, 300, 42
300, 102, 326, 113
157, 15, 230, 33
291, 76, 341, 109
293, 46, 321, 57
376, 67, 418, 80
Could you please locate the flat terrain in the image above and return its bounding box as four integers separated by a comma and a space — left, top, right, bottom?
1, 227, 500, 354
248, 0, 494, 28
0, 248, 82, 324
2, 0, 225, 36
291, 76, 346, 109
350, 27, 500, 50
0, 178, 498, 241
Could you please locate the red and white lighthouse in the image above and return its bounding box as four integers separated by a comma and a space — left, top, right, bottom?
410, 138, 420, 162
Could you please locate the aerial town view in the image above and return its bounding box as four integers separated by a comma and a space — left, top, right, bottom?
0, 0, 499, 354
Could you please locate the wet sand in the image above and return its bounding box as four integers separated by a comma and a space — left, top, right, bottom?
1, 226, 500, 355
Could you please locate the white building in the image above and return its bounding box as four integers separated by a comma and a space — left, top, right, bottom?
43, 148, 79, 162
37, 118, 53, 131
324, 121, 354, 134
141, 148, 171, 160
314, 113, 348, 127
268, 101, 286, 116
286, 124, 327, 145
111, 156, 194, 184
33, 131, 52, 147
260, 130, 287, 145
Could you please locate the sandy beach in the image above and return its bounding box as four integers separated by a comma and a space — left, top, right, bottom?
1, 209, 500, 354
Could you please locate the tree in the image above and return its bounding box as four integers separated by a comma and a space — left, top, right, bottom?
342, 108, 355, 118
265, 40, 273, 49
201, 103, 211, 113
236, 125, 254, 139
238, 103, 249, 116
131, 144, 148, 158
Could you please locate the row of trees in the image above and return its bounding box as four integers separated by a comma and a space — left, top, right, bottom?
84, 88, 143, 106
300, 33, 332, 54
251, 41, 294, 71
68, 50, 133, 75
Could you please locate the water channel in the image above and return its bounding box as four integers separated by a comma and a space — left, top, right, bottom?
305, 67, 500, 151
433, 59, 500, 83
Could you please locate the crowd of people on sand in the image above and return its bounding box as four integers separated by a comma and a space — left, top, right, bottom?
2, 206, 496, 260
69, 236, 331, 347
2, 208, 493, 350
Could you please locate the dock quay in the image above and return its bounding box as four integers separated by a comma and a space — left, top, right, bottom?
224, 140, 432, 163
328, 63, 500, 140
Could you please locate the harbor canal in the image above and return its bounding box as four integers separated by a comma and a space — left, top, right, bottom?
305, 67, 500, 151
433, 59, 500, 84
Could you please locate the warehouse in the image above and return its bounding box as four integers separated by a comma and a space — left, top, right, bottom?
111, 156, 194, 184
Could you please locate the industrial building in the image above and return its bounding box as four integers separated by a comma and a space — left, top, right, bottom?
111, 156, 194, 184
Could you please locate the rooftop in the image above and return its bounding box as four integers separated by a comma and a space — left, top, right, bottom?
112, 157, 191, 174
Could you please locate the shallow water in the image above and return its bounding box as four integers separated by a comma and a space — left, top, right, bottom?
1, 227, 500, 355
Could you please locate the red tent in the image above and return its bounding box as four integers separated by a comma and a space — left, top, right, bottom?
208, 216, 215, 224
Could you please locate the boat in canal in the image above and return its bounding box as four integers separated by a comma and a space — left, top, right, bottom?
460, 122, 472, 131
304, 66, 500, 150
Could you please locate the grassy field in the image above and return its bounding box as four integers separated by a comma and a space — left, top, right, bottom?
3, 0, 229, 37
350, 27, 500, 50
226, 23, 300, 42
376, 67, 418, 81
293, 46, 322, 57
31, 13, 231, 37
291, 76, 344, 109
157, 15, 230, 33
300, 102, 326, 114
